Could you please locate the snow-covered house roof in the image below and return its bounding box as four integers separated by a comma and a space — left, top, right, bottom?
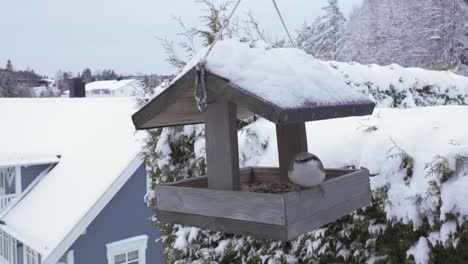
0, 98, 143, 263
0, 154, 60, 168
85, 79, 140, 92
133, 40, 375, 129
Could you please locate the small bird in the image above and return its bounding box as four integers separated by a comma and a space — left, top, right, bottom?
288, 152, 326, 197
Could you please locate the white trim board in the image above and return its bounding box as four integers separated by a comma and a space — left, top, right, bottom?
43, 154, 144, 264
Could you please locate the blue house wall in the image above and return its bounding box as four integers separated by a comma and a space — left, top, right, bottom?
66, 163, 164, 264
21, 164, 50, 192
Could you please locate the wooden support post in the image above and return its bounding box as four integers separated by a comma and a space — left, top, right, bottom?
204, 94, 240, 191
276, 123, 308, 181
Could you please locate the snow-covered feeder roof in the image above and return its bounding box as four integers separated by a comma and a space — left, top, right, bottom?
133, 40, 375, 129
85, 79, 140, 92
0, 98, 143, 262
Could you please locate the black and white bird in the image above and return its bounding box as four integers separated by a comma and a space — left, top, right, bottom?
288, 152, 326, 196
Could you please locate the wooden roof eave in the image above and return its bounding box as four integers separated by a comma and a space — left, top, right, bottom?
132, 67, 376, 130
132, 68, 198, 130
132, 68, 255, 130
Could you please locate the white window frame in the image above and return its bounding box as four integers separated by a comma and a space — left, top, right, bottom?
106, 235, 148, 264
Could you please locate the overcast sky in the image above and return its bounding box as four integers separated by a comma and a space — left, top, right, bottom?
0, 0, 363, 77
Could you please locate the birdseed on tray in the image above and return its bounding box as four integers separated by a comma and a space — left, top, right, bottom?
241, 182, 301, 194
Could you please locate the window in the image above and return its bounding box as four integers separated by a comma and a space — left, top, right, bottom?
24, 246, 39, 264
106, 235, 147, 264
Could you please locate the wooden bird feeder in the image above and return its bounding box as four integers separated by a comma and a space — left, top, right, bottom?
132, 66, 375, 241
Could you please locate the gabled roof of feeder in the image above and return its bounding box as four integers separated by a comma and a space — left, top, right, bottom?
133, 40, 375, 130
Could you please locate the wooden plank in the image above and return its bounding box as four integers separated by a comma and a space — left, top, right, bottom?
156, 168, 371, 240
204, 93, 240, 191
158, 210, 288, 241
250, 167, 352, 183
240, 167, 254, 184
251, 167, 282, 183
285, 169, 370, 225
279, 103, 376, 124
167, 168, 253, 188
276, 123, 308, 181
168, 177, 208, 188
132, 67, 252, 129
143, 88, 253, 128
132, 68, 196, 129
145, 90, 205, 127
286, 193, 371, 240
164, 168, 357, 188
156, 185, 286, 225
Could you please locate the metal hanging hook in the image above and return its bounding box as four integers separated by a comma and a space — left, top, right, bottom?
194, 62, 208, 112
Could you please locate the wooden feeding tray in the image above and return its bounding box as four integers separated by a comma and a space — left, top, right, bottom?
156, 167, 371, 241
133, 63, 376, 240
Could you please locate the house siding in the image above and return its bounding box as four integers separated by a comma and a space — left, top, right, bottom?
20, 164, 50, 192
66, 163, 163, 264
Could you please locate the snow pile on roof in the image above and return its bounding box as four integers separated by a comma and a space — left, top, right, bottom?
86, 79, 140, 91
327, 61, 468, 107
180, 39, 370, 108
0, 98, 143, 259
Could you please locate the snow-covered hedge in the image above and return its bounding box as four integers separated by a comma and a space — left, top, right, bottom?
143, 61, 468, 264
328, 61, 468, 108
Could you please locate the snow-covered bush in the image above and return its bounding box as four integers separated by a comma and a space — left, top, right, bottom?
328, 61, 468, 108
